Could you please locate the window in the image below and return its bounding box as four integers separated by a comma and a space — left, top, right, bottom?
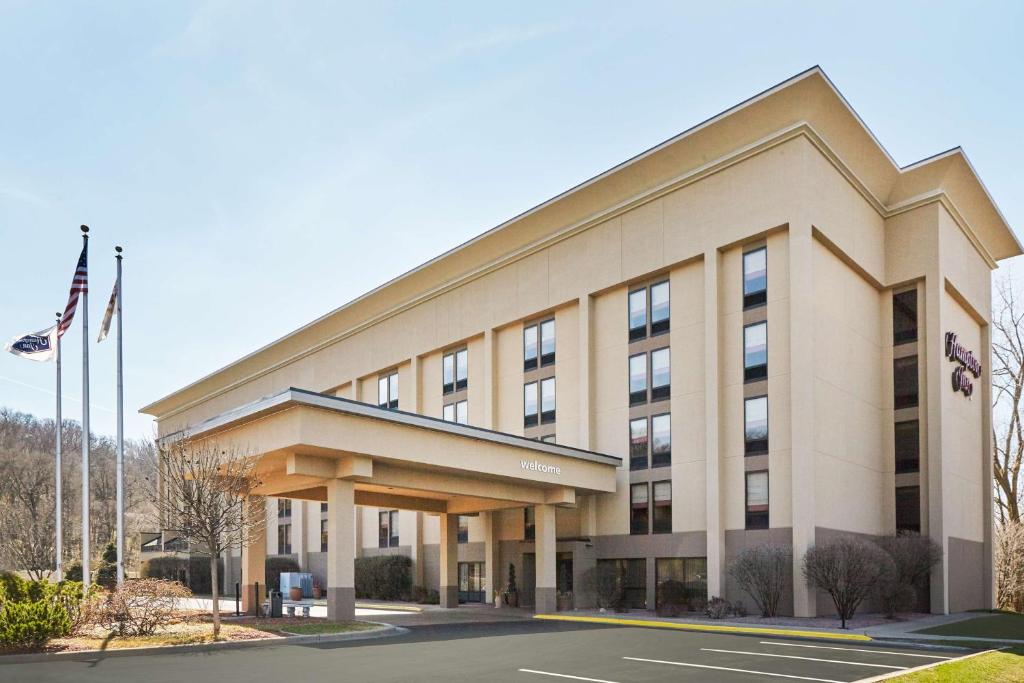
524, 507, 535, 541
745, 471, 769, 529
524, 325, 539, 371
653, 481, 672, 534
743, 247, 767, 309
895, 420, 920, 474
597, 558, 647, 609
540, 377, 556, 424
629, 289, 647, 341
277, 523, 292, 554
894, 356, 919, 409
321, 502, 328, 512
443, 353, 455, 394
629, 353, 647, 405
458, 516, 469, 544
656, 558, 708, 610
524, 382, 538, 427
650, 282, 670, 336
630, 483, 649, 535
378, 510, 399, 548
378, 371, 399, 409
443, 403, 455, 422
629, 418, 648, 470
893, 290, 917, 345
320, 519, 328, 552
744, 396, 769, 455
744, 322, 768, 382
278, 499, 292, 518
455, 349, 468, 391
651, 413, 671, 467
651, 348, 670, 401
540, 434, 556, 444
895, 486, 921, 533
540, 319, 556, 366
444, 400, 468, 424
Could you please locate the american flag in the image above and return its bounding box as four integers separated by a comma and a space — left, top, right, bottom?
57, 243, 87, 338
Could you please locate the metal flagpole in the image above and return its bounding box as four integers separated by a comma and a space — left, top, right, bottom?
115, 246, 124, 586
80, 225, 91, 586
55, 312, 63, 582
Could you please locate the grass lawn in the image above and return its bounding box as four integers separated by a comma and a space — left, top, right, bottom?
887, 647, 1024, 682
914, 612, 1024, 640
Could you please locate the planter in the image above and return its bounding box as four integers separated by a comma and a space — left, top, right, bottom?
503, 591, 519, 608
557, 594, 573, 612
289, 586, 303, 602
312, 586, 323, 599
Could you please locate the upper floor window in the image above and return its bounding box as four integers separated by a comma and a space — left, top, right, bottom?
443, 400, 468, 425
443, 348, 468, 394
524, 319, 555, 371
893, 290, 917, 345
629, 353, 647, 405
277, 522, 292, 554
540, 377, 556, 424
524, 507, 535, 541
630, 483, 649, 535
628, 289, 647, 341
629, 281, 670, 341
745, 470, 769, 530
629, 417, 648, 471
378, 371, 399, 410
540, 319, 555, 366
743, 247, 767, 309
458, 516, 469, 544
651, 413, 671, 467
524, 378, 554, 427
651, 348, 670, 401
278, 499, 292, 518
524, 381, 539, 427
320, 519, 328, 552
652, 481, 672, 534
321, 502, 328, 512
378, 510, 399, 548
744, 322, 768, 382
744, 396, 769, 455
893, 356, 919, 409
895, 420, 920, 474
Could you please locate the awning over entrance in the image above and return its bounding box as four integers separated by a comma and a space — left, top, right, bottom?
168, 387, 620, 516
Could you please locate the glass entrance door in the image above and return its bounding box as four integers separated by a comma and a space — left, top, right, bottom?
458, 562, 485, 603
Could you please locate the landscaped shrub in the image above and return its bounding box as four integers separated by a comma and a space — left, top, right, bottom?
64, 561, 83, 583
97, 578, 192, 637
354, 556, 412, 600
592, 563, 622, 610
0, 575, 83, 650
140, 556, 225, 594
873, 533, 942, 617
655, 580, 689, 617
266, 556, 300, 593
704, 596, 734, 620
803, 536, 895, 629
95, 542, 119, 589
728, 543, 792, 617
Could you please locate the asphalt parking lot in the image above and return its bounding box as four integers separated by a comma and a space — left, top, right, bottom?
0, 619, 968, 683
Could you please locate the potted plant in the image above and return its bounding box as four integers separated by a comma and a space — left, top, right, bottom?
312, 581, 323, 599
557, 590, 573, 612
503, 563, 519, 608
289, 585, 303, 602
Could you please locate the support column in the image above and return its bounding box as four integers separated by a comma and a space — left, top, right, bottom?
293, 499, 308, 570
579, 295, 594, 449
534, 504, 557, 613
354, 505, 364, 558
410, 511, 425, 588
483, 511, 499, 604
439, 513, 459, 608
327, 479, 355, 621
704, 248, 725, 599
482, 328, 497, 430
924, 271, 949, 613
241, 497, 266, 615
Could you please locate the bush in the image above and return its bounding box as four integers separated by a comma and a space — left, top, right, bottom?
265, 556, 300, 593
354, 556, 412, 600
704, 596, 734, 619
64, 562, 83, 583
95, 542, 119, 590
0, 575, 83, 650
593, 563, 622, 610
141, 556, 226, 594
803, 536, 894, 629
97, 579, 192, 637
655, 580, 689, 617
728, 543, 792, 617
873, 533, 941, 617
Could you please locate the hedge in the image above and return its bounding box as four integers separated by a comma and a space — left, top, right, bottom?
140, 556, 225, 594
355, 556, 412, 601
0, 572, 83, 650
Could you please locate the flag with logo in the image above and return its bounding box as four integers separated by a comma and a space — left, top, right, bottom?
4, 326, 59, 362
97, 277, 119, 343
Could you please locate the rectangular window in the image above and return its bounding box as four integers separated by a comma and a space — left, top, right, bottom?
321, 502, 328, 512
456, 348, 468, 391
458, 516, 469, 544
443, 353, 455, 394
895, 486, 921, 533
524, 507, 535, 541
653, 481, 672, 534
744, 396, 769, 455
278, 499, 292, 518
629, 353, 648, 405
443, 403, 455, 422
630, 483, 649, 535
524, 325, 539, 371
456, 399, 468, 425
540, 434, 556, 444
650, 281, 670, 336
629, 418, 648, 471
378, 371, 399, 409
745, 471, 769, 529
893, 356, 919, 409
277, 523, 292, 555
744, 322, 768, 382
656, 557, 708, 610
320, 519, 328, 552
540, 377, 556, 425
743, 247, 768, 309
540, 319, 556, 366
597, 558, 648, 610
378, 510, 400, 548
651, 348, 670, 401
893, 290, 918, 345
894, 420, 920, 474
651, 413, 671, 467
524, 381, 538, 428
629, 289, 647, 341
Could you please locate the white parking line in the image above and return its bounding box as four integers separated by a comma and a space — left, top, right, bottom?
758, 641, 954, 659
700, 647, 908, 669
518, 669, 620, 683
623, 656, 846, 682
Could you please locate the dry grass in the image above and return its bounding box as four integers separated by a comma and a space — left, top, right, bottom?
43, 621, 281, 653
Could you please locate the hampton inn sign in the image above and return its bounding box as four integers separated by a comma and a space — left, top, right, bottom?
945, 332, 982, 398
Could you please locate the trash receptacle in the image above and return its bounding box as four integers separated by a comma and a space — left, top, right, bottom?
269, 590, 283, 618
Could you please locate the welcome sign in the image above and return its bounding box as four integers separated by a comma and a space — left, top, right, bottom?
945, 331, 981, 398
521, 459, 562, 476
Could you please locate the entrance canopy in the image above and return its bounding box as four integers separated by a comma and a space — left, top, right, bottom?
167, 388, 620, 515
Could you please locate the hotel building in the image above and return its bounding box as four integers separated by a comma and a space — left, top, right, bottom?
142, 68, 1020, 620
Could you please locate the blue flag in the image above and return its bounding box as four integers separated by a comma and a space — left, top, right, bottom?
4, 326, 58, 362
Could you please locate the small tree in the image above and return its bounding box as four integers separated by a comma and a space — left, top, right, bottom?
873, 533, 942, 617
728, 543, 791, 617
98, 579, 192, 636
150, 436, 264, 638
996, 520, 1024, 612
803, 536, 894, 629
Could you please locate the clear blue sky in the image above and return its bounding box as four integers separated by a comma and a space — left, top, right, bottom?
1, 1, 1022, 440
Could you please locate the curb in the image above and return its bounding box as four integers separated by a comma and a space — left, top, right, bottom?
0, 622, 405, 665
355, 603, 423, 613
534, 614, 873, 642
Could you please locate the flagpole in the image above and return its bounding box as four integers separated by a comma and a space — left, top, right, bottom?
80, 225, 91, 587
115, 246, 124, 586
55, 312, 63, 582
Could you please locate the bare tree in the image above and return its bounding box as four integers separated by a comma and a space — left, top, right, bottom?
150, 436, 264, 638
993, 275, 1024, 524
0, 448, 56, 579
873, 533, 942, 617
728, 544, 791, 618
803, 536, 894, 629
995, 520, 1024, 612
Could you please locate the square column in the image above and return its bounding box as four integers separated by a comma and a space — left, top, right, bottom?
703, 248, 725, 599
409, 511, 425, 588
482, 511, 499, 604
241, 497, 266, 615
439, 513, 459, 608
327, 479, 355, 621
535, 504, 557, 613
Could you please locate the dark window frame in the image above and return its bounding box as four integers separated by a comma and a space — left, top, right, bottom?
651, 412, 672, 468
893, 356, 919, 409
628, 288, 648, 342
895, 485, 921, 533
539, 319, 556, 367
743, 321, 768, 383
630, 482, 650, 535
649, 280, 670, 337
745, 470, 769, 530
457, 515, 469, 544
629, 352, 648, 405
524, 381, 539, 428
743, 247, 768, 310
893, 289, 918, 345
524, 507, 535, 541
540, 377, 556, 425
378, 371, 399, 410
652, 481, 672, 534
744, 395, 769, 455
629, 417, 649, 471
894, 419, 920, 474
277, 522, 292, 555
650, 347, 671, 402
278, 499, 292, 518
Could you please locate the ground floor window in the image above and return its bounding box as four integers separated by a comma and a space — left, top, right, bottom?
379, 510, 399, 548
896, 485, 921, 533
655, 557, 707, 612
597, 558, 647, 610
458, 515, 469, 543
557, 553, 573, 595
458, 562, 485, 603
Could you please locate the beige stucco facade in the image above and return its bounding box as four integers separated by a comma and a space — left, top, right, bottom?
143, 68, 1019, 619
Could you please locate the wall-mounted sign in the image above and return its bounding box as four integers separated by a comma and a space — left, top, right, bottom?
521, 459, 561, 476
945, 332, 981, 398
